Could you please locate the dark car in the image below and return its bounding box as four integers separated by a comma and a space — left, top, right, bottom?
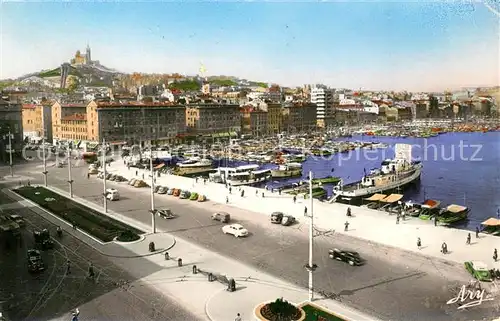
328, 248, 365, 266
156, 209, 175, 219
212, 212, 230, 223
33, 229, 54, 250
271, 212, 284, 224
153, 185, 161, 193
281, 215, 296, 226
27, 249, 45, 273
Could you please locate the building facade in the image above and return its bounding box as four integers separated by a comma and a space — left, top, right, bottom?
310, 85, 334, 127
282, 103, 317, 133
87, 101, 186, 145
263, 103, 282, 135
186, 104, 240, 137
240, 106, 268, 137
0, 99, 23, 162
51, 102, 88, 142
22, 104, 42, 139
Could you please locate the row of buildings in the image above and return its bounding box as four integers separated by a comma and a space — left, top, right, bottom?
20, 99, 319, 146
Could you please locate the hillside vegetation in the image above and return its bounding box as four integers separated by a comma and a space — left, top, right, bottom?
168, 79, 201, 91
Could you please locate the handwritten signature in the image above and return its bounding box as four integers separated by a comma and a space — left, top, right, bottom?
446, 285, 495, 310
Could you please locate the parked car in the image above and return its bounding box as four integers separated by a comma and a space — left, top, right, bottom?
189, 192, 199, 201
156, 209, 175, 219
128, 178, 137, 186
197, 194, 207, 202
33, 229, 54, 250
464, 261, 492, 282
27, 249, 45, 273
222, 223, 248, 237
158, 186, 168, 194
328, 249, 365, 266
106, 188, 120, 201
212, 212, 230, 223
281, 215, 296, 226
134, 180, 148, 188
7, 214, 25, 227
153, 185, 161, 193
271, 212, 284, 224
179, 191, 191, 199
173, 189, 181, 197
167, 188, 174, 195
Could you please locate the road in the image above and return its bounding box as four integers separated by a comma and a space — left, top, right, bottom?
11, 162, 500, 321
0, 188, 201, 321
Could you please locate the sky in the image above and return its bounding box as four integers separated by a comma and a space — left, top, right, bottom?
1, 1, 499, 92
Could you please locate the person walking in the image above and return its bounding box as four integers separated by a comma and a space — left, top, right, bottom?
344, 221, 349, 232
88, 263, 95, 279
87, 173, 90, 179
494, 248, 498, 262
417, 237, 422, 250
235, 313, 242, 321
466, 233, 471, 245
293, 196, 297, 204
262, 192, 265, 198
229, 187, 232, 194
396, 215, 400, 224
476, 226, 480, 238
226, 196, 229, 204
255, 190, 258, 196
434, 216, 437, 226
304, 206, 308, 217
66, 260, 71, 274
441, 242, 448, 254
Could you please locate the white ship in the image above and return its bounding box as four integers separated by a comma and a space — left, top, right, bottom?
209, 164, 271, 186
333, 144, 422, 203
174, 157, 214, 176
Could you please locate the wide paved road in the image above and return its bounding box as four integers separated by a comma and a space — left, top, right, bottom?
0, 188, 201, 321
13, 163, 500, 321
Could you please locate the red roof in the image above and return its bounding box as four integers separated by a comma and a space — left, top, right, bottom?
22, 104, 37, 109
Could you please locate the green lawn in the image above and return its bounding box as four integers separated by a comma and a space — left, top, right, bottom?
301, 303, 348, 321
14, 186, 143, 242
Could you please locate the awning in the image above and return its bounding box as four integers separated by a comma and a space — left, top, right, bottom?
446, 204, 467, 213
154, 163, 165, 169
364, 194, 387, 201
481, 217, 500, 226
380, 194, 403, 203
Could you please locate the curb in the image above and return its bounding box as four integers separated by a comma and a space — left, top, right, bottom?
3, 187, 177, 259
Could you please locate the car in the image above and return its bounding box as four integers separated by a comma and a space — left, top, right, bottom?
105, 188, 120, 201
173, 189, 181, 197
167, 188, 174, 195
189, 192, 199, 200
179, 191, 191, 199
222, 223, 248, 237
7, 214, 25, 227
212, 212, 230, 223
156, 209, 175, 219
271, 212, 284, 224
33, 229, 54, 250
464, 261, 492, 282
197, 194, 207, 202
158, 186, 168, 194
153, 185, 161, 193
27, 249, 45, 273
128, 178, 137, 186
281, 215, 296, 226
328, 249, 365, 266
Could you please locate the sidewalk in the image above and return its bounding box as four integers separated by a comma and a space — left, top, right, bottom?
11, 182, 377, 321
108, 160, 500, 268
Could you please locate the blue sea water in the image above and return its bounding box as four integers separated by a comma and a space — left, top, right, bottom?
216, 132, 500, 230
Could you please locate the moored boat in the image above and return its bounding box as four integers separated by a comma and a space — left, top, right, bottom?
173, 157, 214, 176
418, 199, 441, 220
271, 163, 302, 178
437, 204, 470, 224
312, 176, 341, 185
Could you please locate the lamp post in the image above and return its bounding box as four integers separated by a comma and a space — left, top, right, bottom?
42, 137, 48, 186
2, 131, 14, 177
149, 147, 156, 233
67, 145, 73, 198
102, 139, 107, 213
305, 170, 317, 301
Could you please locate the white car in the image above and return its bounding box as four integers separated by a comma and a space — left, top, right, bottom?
222, 224, 248, 238
106, 188, 120, 201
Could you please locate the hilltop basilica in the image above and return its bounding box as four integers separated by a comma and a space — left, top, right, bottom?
70, 44, 97, 66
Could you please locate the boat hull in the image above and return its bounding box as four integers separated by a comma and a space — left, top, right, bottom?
228, 175, 271, 186
271, 169, 302, 178
174, 166, 214, 176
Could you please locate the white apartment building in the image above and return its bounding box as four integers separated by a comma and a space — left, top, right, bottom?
310, 85, 334, 124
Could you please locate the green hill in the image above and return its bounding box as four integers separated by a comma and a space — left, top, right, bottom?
168, 79, 201, 91
209, 79, 237, 86
39, 66, 81, 78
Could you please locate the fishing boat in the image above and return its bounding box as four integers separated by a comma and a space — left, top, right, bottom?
173, 157, 214, 176
334, 144, 422, 204
271, 163, 302, 178
437, 204, 470, 224
312, 176, 341, 185
361, 194, 388, 209
418, 199, 441, 220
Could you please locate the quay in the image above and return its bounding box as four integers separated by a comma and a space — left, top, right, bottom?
108, 159, 500, 268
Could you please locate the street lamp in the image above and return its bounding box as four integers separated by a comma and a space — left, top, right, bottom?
102, 139, 108, 213
2, 131, 14, 177
67, 144, 73, 198
149, 146, 156, 234
42, 137, 48, 186
305, 170, 317, 301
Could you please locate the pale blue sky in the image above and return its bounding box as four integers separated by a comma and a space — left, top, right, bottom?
1, 1, 498, 91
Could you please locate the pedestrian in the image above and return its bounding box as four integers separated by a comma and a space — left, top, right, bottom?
304, 206, 308, 216
255, 189, 258, 196
434, 216, 437, 226
279, 189, 282, 195
73, 222, 77, 230
226, 196, 229, 204
344, 221, 349, 232
135, 170, 138, 176
235, 313, 242, 321
402, 210, 406, 221
417, 237, 422, 250
466, 233, 471, 245
494, 249, 498, 262
293, 196, 297, 204
142, 173, 144, 179
229, 187, 232, 194
262, 192, 265, 198
195, 177, 198, 183
88, 263, 95, 279
66, 260, 71, 274
476, 226, 480, 238
396, 215, 400, 224
241, 190, 244, 197
441, 242, 448, 254
204, 178, 207, 185
87, 173, 90, 179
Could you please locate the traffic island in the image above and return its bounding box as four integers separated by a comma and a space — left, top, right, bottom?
298, 302, 349, 321
255, 298, 305, 321
14, 186, 143, 243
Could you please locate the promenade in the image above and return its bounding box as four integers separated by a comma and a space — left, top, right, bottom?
108, 160, 500, 268
11, 181, 375, 321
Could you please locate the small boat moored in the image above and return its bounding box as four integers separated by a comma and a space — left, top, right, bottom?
437, 204, 470, 224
